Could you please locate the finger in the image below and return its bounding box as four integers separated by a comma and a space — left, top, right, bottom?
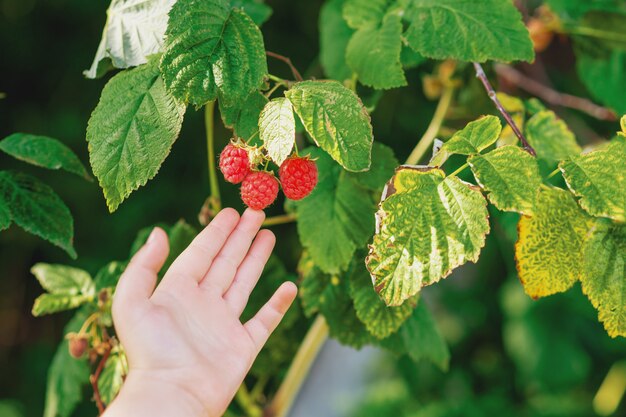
199, 208, 265, 293
113, 227, 169, 320
223, 229, 275, 316
244, 282, 297, 354
163, 208, 240, 284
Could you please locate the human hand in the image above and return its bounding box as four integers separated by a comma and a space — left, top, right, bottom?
103, 208, 297, 417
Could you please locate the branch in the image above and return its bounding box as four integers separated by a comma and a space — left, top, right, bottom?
473, 63, 536, 156
494, 64, 617, 121
266, 51, 303, 82
90, 344, 112, 415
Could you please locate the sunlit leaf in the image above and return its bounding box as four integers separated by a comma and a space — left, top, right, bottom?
258, 97, 296, 165
525, 110, 581, 163
430, 116, 502, 166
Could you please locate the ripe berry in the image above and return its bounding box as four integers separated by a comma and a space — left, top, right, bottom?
241, 171, 279, 210
67, 333, 89, 359
219, 143, 251, 184
279, 157, 318, 200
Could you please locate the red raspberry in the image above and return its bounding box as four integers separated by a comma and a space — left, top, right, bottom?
219, 144, 250, 184
241, 171, 279, 210
279, 157, 318, 200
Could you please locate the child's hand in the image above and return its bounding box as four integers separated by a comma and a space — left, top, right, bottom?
103, 208, 297, 417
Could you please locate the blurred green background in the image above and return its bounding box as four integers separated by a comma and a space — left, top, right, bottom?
1, 0, 625, 416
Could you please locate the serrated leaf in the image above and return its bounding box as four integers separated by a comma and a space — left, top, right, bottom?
44, 306, 92, 417
297, 251, 333, 317
98, 349, 127, 405
468, 145, 541, 215
581, 220, 626, 337
347, 12, 406, 89
259, 97, 296, 165
84, 0, 176, 79
349, 259, 415, 339
295, 148, 375, 274
515, 187, 594, 299
430, 116, 502, 166
577, 49, 626, 115
367, 167, 490, 306
230, 0, 272, 26
31, 264, 94, 295
160, 0, 267, 106
219, 91, 268, 140
0, 134, 91, 180
342, 0, 390, 29
496, 92, 526, 146
400, 301, 449, 371
404, 0, 534, 63
525, 110, 581, 163
0, 171, 76, 258
285, 80, 373, 172
32, 293, 93, 316
87, 57, 186, 212
347, 142, 399, 191
560, 138, 626, 222
319, 0, 354, 81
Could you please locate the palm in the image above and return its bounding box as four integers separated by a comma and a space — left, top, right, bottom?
112, 209, 297, 416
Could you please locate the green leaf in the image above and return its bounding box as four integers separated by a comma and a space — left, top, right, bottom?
87, 57, 186, 212
577, 50, 626, 114
468, 145, 541, 215
400, 301, 450, 371
525, 110, 581, 163
546, 0, 625, 19
95, 261, 127, 291
230, 0, 272, 26
342, 0, 391, 29
44, 306, 92, 417
319, 0, 355, 81
515, 187, 594, 299
581, 220, 626, 338
31, 264, 94, 295
258, 97, 296, 165
98, 349, 127, 405
298, 251, 335, 317
347, 142, 399, 191
84, 0, 176, 79
295, 148, 375, 274
349, 258, 416, 339
367, 167, 490, 306
0, 171, 76, 258
346, 11, 406, 89
31, 264, 95, 316
430, 116, 502, 166
404, 0, 534, 63
560, 138, 626, 222
285, 80, 373, 172
0, 134, 91, 180
219, 91, 268, 140
160, 0, 267, 106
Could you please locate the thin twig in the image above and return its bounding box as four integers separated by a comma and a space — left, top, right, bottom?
90, 344, 112, 415
473, 63, 536, 156
266, 51, 303, 82
262, 213, 297, 227
495, 64, 617, 121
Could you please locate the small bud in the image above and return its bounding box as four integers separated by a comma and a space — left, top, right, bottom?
67, 333, 89, 359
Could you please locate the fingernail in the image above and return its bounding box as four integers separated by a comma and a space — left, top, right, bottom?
147, 228, 159, 245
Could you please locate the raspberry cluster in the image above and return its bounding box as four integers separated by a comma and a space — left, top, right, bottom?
219, 141, 318, 210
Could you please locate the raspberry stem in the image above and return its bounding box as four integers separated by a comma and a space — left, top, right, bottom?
204, 101, 222, 211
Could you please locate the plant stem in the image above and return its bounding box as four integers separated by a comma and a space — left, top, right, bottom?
262, 213, 297, 227
267, 74, 291, 88
473, 62, 536, 156
90, 344, 112, 415
405, 85, 455, 165
546, 168, 561, 180
235, 383, 263, 417
205, 101, 221, 211
449, 162, 469, 178
264, 315, 329, 417
266, 51, 303, 82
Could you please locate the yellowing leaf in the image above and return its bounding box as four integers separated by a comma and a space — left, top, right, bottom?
525, 110, 581, 163
468, 145, 541, 215
515, 187, 594, 299
560, 137, 626, 222
367, 167, 490, 306
258, 97, 296, 165
581, 220, 626, 338
430, 116, 502, 166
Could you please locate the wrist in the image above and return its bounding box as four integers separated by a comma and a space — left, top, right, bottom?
103, 371, 211, 417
